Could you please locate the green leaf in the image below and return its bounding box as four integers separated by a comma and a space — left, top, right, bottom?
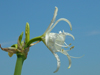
11, 32, 23, 49
11, 44, 18, 48
19, 32, 24, 44
25, 22, 30, 44
17, 32, 24, 50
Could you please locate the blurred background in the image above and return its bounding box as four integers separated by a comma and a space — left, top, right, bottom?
0, 0, 100, 75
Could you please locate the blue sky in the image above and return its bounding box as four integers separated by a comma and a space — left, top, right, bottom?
0, 0, 100, 75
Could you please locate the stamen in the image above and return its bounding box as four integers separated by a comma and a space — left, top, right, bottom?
55, 42, 69, 48
70, 55, 84, 58
64, 42, 70, 47
70, 46, 74, 50
62, 49, 64, 52
69, 43, 71, 46
65, 43, 71, 48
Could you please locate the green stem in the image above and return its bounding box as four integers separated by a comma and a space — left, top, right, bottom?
26, 36, 42, 47
14, 54, 25, 75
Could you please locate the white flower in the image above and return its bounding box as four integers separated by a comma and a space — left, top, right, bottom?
42, 7, 81, 73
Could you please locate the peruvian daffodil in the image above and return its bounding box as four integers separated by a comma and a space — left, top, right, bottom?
42, 7, 81, 73
0, 6, 82, 74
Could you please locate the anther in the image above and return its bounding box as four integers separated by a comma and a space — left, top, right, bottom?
69, 43, 71, 46
62, 49, 64, 52
70, 46, 74, 50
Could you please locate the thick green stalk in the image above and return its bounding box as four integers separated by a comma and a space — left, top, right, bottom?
25, 22, 30, 44
14, 54, 25, 75
26, 36, 42, 47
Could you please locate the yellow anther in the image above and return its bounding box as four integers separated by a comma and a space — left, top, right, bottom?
68, 66, 71, 69
69, 43, 71, 46
62, 49, 64, 52
70, 46, 74, 50
72, 46, 74, 48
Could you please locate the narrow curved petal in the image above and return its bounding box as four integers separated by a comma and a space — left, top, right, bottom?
66, 53, 71, 69
63, 31, 75, 40
61, 50, 71, 69
45, 45, 61, 73
49, 18, 72, 32
44, 7, 58, 34
53, 53, 60, 73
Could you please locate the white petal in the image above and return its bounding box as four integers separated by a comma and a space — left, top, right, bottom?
61, 50, 71, 69
44, 7, 58, 34
49, 18, 72, 32
46, 33, 58, 47
53, 53, 60, 73
67, 53, 71, 69
44, 44, 60, 73
45, 33, 49, 44
63, 31, 75, 40
59, 31, 62, 33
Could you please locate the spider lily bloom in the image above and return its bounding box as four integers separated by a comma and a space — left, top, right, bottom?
42, 7, 78, 73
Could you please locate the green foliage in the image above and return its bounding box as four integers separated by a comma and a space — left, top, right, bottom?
19, 32, 24, 44
25, 22, 30, 44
